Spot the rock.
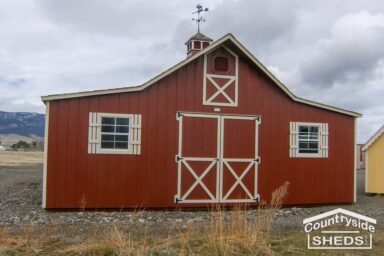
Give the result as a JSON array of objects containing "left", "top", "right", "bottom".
[{"left": 64, "top": 236, "right": 83, "bottom": 244}]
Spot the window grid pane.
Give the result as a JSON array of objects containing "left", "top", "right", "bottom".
[
  {"left": 298, "top": 125, "right": 320, "bottom": 154},
  {"left": 101, "top": 116, "right": 130, "bottom": 150}
]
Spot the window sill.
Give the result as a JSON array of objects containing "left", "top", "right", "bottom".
[
  {"left": 95, "top": 148, "right": 133, "bottom": 155},
  {"left": 296, "top": 153, "right": 323, "bottom": 158}
]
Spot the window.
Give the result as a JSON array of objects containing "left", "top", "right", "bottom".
[
  {"left": 289, "top": 122, "right": 329, "bottom": 158},
  {"left": 88, "top": 112, "right": 142, "bottom": 155},
  {"left": 298, "top": 125, "right": 319, "bottom": 154},
  {"left": 194, "top": 41, "right": 201, "bottom": 49},
  {"left": 101, "top": 117, "right": 130, "bottom": 150}
]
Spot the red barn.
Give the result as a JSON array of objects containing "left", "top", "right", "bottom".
[{"left": 41, "top": 33, "right": 361, "bottom": 209}]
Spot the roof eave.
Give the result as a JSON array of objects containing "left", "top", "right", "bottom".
[
  {"left": 362, "top": 125, "right": 384, "bottom": 151},
  {"left": 41, "top": 34, "right": 233, "bottom": 102},
  {"left": 41, "top": 33, "right": 361, "bottom": 118}
]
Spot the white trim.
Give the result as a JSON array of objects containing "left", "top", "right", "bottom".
[
  {"left": 176, "top": 113, "right": 183, "bottom": 200},
  {"left": 41, "top": 34, "right": 361, "bottom": 118},
  {"left": 203, "top": 46, "right": 239, "bottom": 107},
  {"left": 290, "top": 122, "right": 328, "bottom": 158},
  {"left": 203, "top": 54, "right": 207, "bottom": 107},
  {"left": 175, "top": 112, "right": 260, "bottom": 204},
  {"left": 365, "top": 151, "right": 369, "bottom": 193},
  {"left": 221, "top": 161, "right": 255, "bottom": 200},
  {"left": 88, "top": 112, "right": 141, "bottom": 155},
  {"left": 176, "top": 113, "right": 221, "bottom": 203},
  {"left": 88, "top": 112, "right": 98, "bottom": 154},
  {"left": 96, "top": 113, "right": 133, "bottom": 154},
  {"left": 180, "top": 159, "right": 217, "bottom": 201},
  {"left": 303, "top": 208, "right": 376, "bottom": 224},
  {"left": 320, "top": 123, "right": 329, "bottom": 158},
  {"left": 189, "top": 39, "right": 206, "bottom": 51},
  {"left": 205, "top": 75, "right": 236, "bottom": 105},
  {"left": 354, "top": 119, "right": 357, "bottom": 202},
  {"left": 289, "top": 122, "right": 298, "bottom": 157},
  {"left": 217, "top": 114, "right": 223, "bottom": 201},
  {"left": 219, "top": 115, "right": 260, "bottom": 202},
  {"left": 179, "top": 111, "right": 261, "bottom": 120},
  {"left": 362, "top": 125, "right": 384, "bottom": 151},
  {"left": 42, "top": 101, "right": 50, "bottom": 208},
  {"left": 176, "top": 199, "right": 220, "bottom": 204}
]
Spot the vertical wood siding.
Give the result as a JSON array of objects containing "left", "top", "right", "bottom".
[
  {"left": 366, "top": 136, "right": 384, "bottom": 193},
  {"left": 45, "top": 47, "right": 355, "bottom": 208}
]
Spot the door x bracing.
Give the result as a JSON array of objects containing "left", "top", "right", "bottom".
[{"left": 175, "top": 112, "right": 261, "bottom": 204}]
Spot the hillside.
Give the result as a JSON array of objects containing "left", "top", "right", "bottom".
[{"left": 0, "top": 111, "right": 45, "bottom": 146}]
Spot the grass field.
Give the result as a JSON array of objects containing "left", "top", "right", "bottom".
[
  {"left": 0, "top": 151, "right": 43, "bottom": 167},
  {"left": 1, "top": 181, "right": 382, "bottom": 255},
  {"left": 0, "top": 155, "right": 382, "bottom": 255},
  {"left": 0, "top": 218, "right": 382, "bottom": 255}
]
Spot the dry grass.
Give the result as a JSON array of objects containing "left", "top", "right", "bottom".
[
  {"left": 0, "top": 182, "right": 291, "bottom": 255},
  {"left": 0, "top": 151, "right": 43, "bottom": 167},
  {"left": 3, "top": 181, "right": 382, "bottom": 255}
]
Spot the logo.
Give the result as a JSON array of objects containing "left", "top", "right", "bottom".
[{"left": 303, "top": 208, "right": 377, "bottom": 250}]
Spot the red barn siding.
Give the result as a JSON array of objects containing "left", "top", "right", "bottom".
[{"left": 45, "top": 49, "right": 355, "bottom": 208}]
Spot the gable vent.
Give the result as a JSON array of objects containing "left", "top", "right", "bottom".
[{"left": 214, "top": 57, "right": 228, "bottom": 72}]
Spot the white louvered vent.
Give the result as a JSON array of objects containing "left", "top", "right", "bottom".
[
  {"left": 88, "top": 112, "right": 100, "bottom": 154},
  {"left": 131, "top": 114, "right": 142, "bottom": 155}
]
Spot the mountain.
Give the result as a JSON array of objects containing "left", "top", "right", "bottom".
[{"left": 0, "top": 111, "right": 45, "bottom": 141}]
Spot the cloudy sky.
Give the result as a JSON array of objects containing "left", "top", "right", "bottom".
[{"left": 1, "top": 0, "right": 384, "bottom": 143}]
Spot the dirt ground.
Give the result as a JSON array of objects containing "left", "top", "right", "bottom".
[{"left": 0, "top": 167, "right": 382, "bottom": 254}]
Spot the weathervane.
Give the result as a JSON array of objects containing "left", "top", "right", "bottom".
[{"left": 192, "top": 4, "right": 208, "bottom": 33}]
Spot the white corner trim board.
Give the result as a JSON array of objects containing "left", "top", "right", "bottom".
[
  {"left": 41, "top": 34, "right": 361, "bottom": 118},
  {"left": 42, "top": 101, "right": 50, "bottom": 208},
  {"left": 365, "top": 151, "right": 369, "bottom": 193},
  {"left": 354, "top": 119, "right": 357, "bottom": 202}
]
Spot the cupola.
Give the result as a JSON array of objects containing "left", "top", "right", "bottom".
[{"left": 185, "top": 32, "right": 213, "bottom": 57}]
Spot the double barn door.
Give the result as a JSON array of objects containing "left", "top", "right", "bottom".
[{"left": 175, "top": 112, "right": 261, "bottom": 204}]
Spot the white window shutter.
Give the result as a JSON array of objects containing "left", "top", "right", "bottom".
[
  {"left": 131, "top": 114, "right": 142, "bottom": 155},
  {"left": 320, "top": 123, "right": 329, "bottom": 158},
  {"left": 290, "top": 122, "right": 298, "bottom": 158},
  {"left": 88, "top": 112, "right": 100, "bottom": 154}
]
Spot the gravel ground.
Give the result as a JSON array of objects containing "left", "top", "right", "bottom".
[{"left": 0, "top": 167, "right": 382, "bottom": 231}]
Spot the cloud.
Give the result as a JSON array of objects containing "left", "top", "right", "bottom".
[
  {"left": 0, "top": 1, "right": 384, "bottom": 142},
  {"left": 300, "top": 11, "right": 384, "bottom": 87},
  {"left": 38, "top": 0, "right": 181, "bottom": 39},
  {"left": 206, "top": 0, "right": 299, "bottom": 52}
]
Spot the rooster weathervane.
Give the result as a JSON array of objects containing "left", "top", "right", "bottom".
[{"left": 192, "top": 4, "right": 209, "bottom": 33}]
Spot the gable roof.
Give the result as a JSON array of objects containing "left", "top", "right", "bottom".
[
  {"left": 362, "top": 125, "right": 384, "bottom": 151},
  {"left": 303, "top": 208, "right": 376, "bottom": 224},
  {"left": 41, "top": 33, "right": 361, "bottom": 118}
]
